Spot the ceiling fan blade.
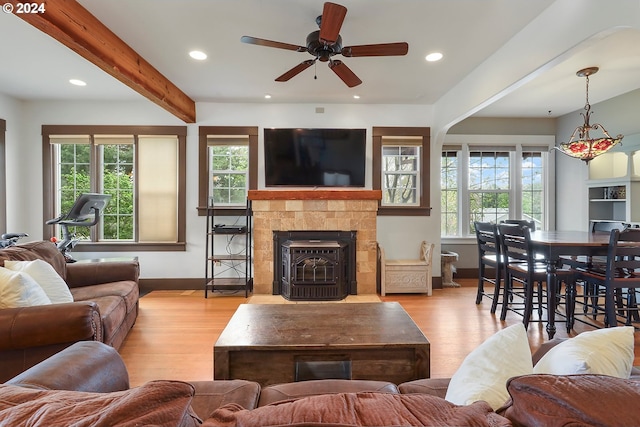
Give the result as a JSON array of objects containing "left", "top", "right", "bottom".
[
  {"left": 329, "top": 60, "right": 362, "bottom": 88},
  {"left": 341, "top": 42, "right": 409, "bottom": 57},
  {"left": 241, "top": 36, "right": 306, "bottom": 52},
  {"left": 319, "top": 2, "right": 347, "bottom": 45},
  {"left": 275, "top": 60, "right": 316, "bottom": 82}
]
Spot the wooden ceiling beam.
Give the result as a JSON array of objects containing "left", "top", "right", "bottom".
[{"left": 9, "top": 0, "right": 196, "bottom": 123}]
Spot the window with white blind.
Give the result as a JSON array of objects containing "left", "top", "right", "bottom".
[
  {"left": 43, "top": 125, "right": 186, "bottom": 251},
  {"left": 381, "top": 139, "right": 421, "bottom": 207},
  {"left": 441, "top": 137, "right": 552, "bottom": 237},
  {"left": 208, "top": 136, "right": 249, "bottom": 207},
  {"left": 372, "top": 127, "right": 431, "bottom": 216},
  {"left": 198, "top": 126, "right": 258, "bottom": 214}
]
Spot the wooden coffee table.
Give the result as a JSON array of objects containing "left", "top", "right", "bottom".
[{"left": 214, "top": 302, "right": 430, "bottom": 386}]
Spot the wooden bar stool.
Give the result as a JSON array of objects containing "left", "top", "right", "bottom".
[
  {"left": 499, "top": 223, "right": 575, "bottom": 332},
  {"left": 474, "top": 221, "right": 503, "bottom": 314}
]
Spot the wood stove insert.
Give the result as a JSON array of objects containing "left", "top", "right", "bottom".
[{"left": 273, "top": 230, "right": 357, "bottom": 301}]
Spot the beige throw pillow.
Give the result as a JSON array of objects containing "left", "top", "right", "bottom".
[
  {"left": 0, "top": 267, "right": 51, "bottom": 309},
  {"left": 445, "top": 323, "right": 533, "bottom": 410},
  {"left": 4, "top": 259, "right": 73, "bottom": 304},
  {"left": 532, "top": 326, "right": 634, "bottom": 378}
]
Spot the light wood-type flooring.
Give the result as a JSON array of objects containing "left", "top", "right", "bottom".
[{"left": 119, "top": 279, "right": 640, "bottom": 387}]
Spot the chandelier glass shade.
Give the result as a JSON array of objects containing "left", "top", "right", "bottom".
[{"left": 556, "top": 67, "right": 623, "bottom": 163}]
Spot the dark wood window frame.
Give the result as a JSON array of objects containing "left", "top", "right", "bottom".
[
  {"left": 42, "top": 125, "right": 187, "bottom": 252},
  {"left": 0, "top": 119, "right": 5, "bottom": 232},
  {"left": 372, "top": 126, "right": 432, "bottom": 216},
  {"left": 197, "top": 126, "right": 258, "bottom": 216}
]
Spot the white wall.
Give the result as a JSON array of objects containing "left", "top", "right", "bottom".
[
  {"left": 198, "top": 103, "right": 440, "bottom": 266},
  {"left": 0, "top": 93, "right": 30, "bottom": 233},
  {"left": 4, "top": 99, "right": 436, "bottom": 279}
]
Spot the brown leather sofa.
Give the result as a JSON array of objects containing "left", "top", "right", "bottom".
[
  {"left": 3, "top": 340, "right": 640, "bottom": 426},
  {"left": 0, "top": 240, "right": 139, "bottom": 382},
  {"left": 3, "top": 342, "right": 505, "bottom": 426}
]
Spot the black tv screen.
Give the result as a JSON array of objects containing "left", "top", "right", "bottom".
[{"left": 264, "top": 128, "right": 366, "bottom": 187}]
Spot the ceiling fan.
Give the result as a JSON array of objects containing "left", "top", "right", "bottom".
[{"left": 240, "top": 2, "right": 409, "bottom": 88}]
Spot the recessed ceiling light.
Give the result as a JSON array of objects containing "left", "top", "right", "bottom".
[
  {"left": 425, "top": 52, "right": 443, "bottom": 62},
  {"left": 189, "top": 50, "right": 207, "bottom": 60},
  {"left": 69, "top": 79, "right": 87, "bottom": 86},
  {"left": 353, "top": 95, "right": 360, "bottom": 99},
  {"left": 264, "top": 94, "right": 272, "bottom": 99}
]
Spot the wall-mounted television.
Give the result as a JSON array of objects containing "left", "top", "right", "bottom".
[{"left": 264, "top": 128, "right": 366, "bottom": 187}]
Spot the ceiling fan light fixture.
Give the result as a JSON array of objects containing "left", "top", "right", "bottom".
[
  {"left": 425, "top": 52, "right": 443, "bottom": 62},
  {"left": 240, "top": 2, "right": 407, "bottom": 88},
  {"left": 556, "top": 67, "right": 623, "bottom": 164}
]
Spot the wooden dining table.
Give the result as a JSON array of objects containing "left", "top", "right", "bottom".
[{"left": 528, "top": 230, "right": 612, "bottom": 339}]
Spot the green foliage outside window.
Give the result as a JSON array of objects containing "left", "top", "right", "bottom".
[
  {"left": 210, "top": 146, "right": 248, "bottom": 205},
  {"left": 522, "top": 152, "right": 543, "bottom": 225},
  {"left": 441, "top": 152, "right": 458, "bottom": 235},
  {"left": 441, "top": 149, "right": 545, "bottom": 236},
  {"left": 58, "top": 144, "right": 134, "bottom": 241}
]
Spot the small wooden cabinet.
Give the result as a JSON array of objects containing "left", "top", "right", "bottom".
[{"left": 378, "top": 241, "right": 434, "bottom": 296}]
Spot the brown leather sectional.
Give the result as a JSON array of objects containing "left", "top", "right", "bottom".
[
  {"left": 3, "top": 342, "right": 498, "bottom": 425},
  {"left": 4, "top": 340, "right": 640, "bottom": 426},
  {"left": 0, "top": 241, "right": 139, "bottom": 382}
]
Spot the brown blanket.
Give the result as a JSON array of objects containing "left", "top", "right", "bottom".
[
  {"left": 0, "top": 381, "right": 200, "bottom": 427},
  {"left": 204, "top": 392, "right": 512, "bottom": 427}
]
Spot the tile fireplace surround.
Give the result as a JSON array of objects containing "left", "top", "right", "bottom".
[{"left": 248, "top": 190, "right": 381, "bottom": 295}]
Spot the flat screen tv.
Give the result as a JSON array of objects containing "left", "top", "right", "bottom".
[{"left": 264, "top": 128, "right": 366, "bottom": 187}]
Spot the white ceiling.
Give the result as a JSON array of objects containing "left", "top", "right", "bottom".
[{"left": 1, "top": 0, "right": 639, "bottom": 120}]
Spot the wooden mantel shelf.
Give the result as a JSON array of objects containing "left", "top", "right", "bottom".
[{"left": 248, "top": 189, "right": 382, "bottom": 201}]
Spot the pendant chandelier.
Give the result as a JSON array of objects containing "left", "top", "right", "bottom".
[{"left": 556, "top": 67, "right": 623, "bottom": 163}]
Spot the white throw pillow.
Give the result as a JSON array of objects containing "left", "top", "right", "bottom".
[
  {"left": 4, "top": 259, "right": 73, "bottom": 304},
  {"left": 533, "top": 326, "right": 634, "bottom": 378},
  {"left": 445, "top": 323, "right": 533, "bottom": 410},
  {"left": 0, "top": 266, "right": 52, "bottom": 308}
]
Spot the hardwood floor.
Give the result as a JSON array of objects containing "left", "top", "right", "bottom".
[{"left": 119, "top": 279, "right": 640, "bottom": 387}]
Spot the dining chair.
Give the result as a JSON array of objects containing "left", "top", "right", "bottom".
[
  {"left": 562, "top": 221, "right": 628, "bottom": 317},
  {"left": 573, "top": 228, "right": 640, "bottom": 327},
  {"left": 498, "top": 223, "right": 575, "bottom": 332},
  {"left": 473, "top": 221, "right": 503, "bottom": 314},
  {"left": 562, "top": 221, "right": 628, "bottom": 267},
  {"left": 501, "top": 219, "right": 548, "bottom": 261},
  {"left": 500, "top": 219, "right": 536, "bottom": 231}
]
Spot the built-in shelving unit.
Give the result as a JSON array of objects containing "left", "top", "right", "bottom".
[
  {"left": 587, "top": 151, "right": 640, "bottom": 226},
  {"left": 204, "top": 200, "right": 253, "bottom": 298}
]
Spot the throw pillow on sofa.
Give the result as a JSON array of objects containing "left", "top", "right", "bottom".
[
  {"left": 532, "top": 326, "right": 634, "bottom": 378},
  {"left": 444, "top": 323, "right": 533, "bottom": 410},
  {"left": 0, "top": 267, "right": 51, "bottom": 309},
  {"left": 4, "top": 259, "right": 73, "bottom": 304}
]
